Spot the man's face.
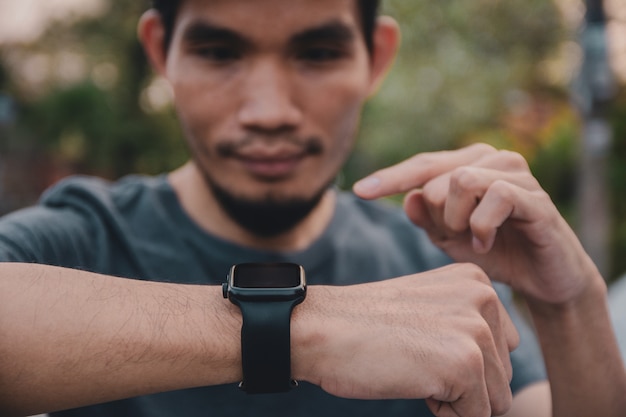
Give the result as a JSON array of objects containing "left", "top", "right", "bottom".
[{"left": 164, "top": 0, "right": 374, "bottom": 210}]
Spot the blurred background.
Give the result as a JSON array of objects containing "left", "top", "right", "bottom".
[{"left": 0, "top": 0, "right": 625, "bottom": 280}]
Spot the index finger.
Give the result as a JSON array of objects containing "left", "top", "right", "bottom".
[{"left": 353, "top": 143, "right": 497, "bottom": 200}]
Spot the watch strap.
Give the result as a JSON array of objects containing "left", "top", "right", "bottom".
[{"left": 238, "top": 298, "right": 303, "bottom": 393}]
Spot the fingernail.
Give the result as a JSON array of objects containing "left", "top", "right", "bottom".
[
  {"left": 472, "top": 234, "right": 494, "bottom": 254},
  {"left": 354, "top": 176, "right": 381, "bottom": 194}
]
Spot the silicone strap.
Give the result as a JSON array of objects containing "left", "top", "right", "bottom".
[{"left": 238, "top": 298, "right": 303, "bottom": 393}]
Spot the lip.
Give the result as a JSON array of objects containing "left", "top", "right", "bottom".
[
  {"left": 221, "top": 138, "right": 320, "bottom": 180},
  {"left": 235, "top": 153, "right": 306, "bottom": 180}
]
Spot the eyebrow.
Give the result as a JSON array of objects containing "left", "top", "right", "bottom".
[
  {"left": 290, "top": 20, "right": 356, "bottom": 46},
  {"left": 180, "top": 19, "right": 356, "bottom": 49},
  {"left": 181, "top": 21, "right": 251, "bottom": 48}
]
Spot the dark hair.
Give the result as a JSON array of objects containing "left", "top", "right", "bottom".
[{"left": 151, "top": 0, "right": 381, "bottom": 54}]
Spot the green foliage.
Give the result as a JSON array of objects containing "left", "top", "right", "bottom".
[
  {"left": 19, "top": 81, "right": 186, "bottom": 176},
  {"left": 2, "top": 0, "right": 187, "bottom": 179},
  {"left": 529, "top": 121, "right": 579, "bottom": 219},
  {"left": 348, "top": 0, "right": 563, "bottom": 185}
]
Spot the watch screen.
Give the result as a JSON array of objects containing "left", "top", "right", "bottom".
[{"left": 233, "top": 263, "right": 302, "bottom": 288}]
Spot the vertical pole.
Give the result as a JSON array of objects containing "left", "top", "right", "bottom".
[{"left": 574, "top": 0, "right": 615, "bottom": 279}]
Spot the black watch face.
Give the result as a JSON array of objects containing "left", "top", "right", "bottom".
[{"left": 233, "top": 263, "right": 302, "bottom": 288}]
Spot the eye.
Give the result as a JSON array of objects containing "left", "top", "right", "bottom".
[
  {"left": 193, "top": 45, "right": 241, "bottom": 62},
  {"left": 297, "top": 46, "right": 345, "bottom": 63}
]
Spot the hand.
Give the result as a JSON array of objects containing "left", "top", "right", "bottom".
[
  {"left": 292, "top": 264, "right": 519, "bottom": 417},
  {"left": 353, "top": 143, "right": 598, "bottom": 304}
]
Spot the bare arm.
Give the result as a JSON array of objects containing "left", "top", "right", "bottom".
[
  {"left": 506, "top": 267, "right": 626, "bottom": 417},
  {"left": 0, "top": 263, "right": 242, "bottom": 415},
  {"left": 354, "top": 143, "right": 626, "bottom": 417},
  {"left": 0, "top": 262, "right": 518, "bottom": 417},
  {"left": 525, "top": 267, "right": 626, "bottom": 417}
]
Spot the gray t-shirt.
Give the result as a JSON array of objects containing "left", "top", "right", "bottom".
[{"left": 0, "top": 175, "right": 546, "bottom": 417}]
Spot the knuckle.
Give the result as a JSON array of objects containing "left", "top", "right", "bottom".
[
  {"left": 422, "top": 182, "right": 445, "bottom": 207},
  {"left": 477, "top": 296, "right": 502, "bottom": 324},
  {"left": 497, "top": 149, "right": 529, "bottom": 170},
  {"left": 443, "top": 345, "right": 484, "bottom": 390},
  {"left": 457, "top": 263, "right": 490, "bottom": 284},
  {"left": 488, "top": 180, "right": 516, "bottom": 203},
  {"left": 468, "top": 215, "right": 491, "bottom": 237},
  {"left": 467, "top": 318, "right": 496, "bottom": 346},
  {"left": 461, "top": 345, "right": 486, "bottom": 372},
  {"left": 480, "top": 289, "right": 502, "bottom": 316},
  {"left": 415, "top": 152, "right": 438, "bottom": 167},
  {"left": 431, "top": 380, "right": 453, "bottom": 404},
  {"left": 491, "top": 389, "right": 513, "bottom": 415},
  {"left": 470, "top": 142, "right": 497, "bottom": 155},
  {"left": 449, "top": 167, "right": 479, "bottom": 194},
  {"left": 412, "top": 153, "right": 443, "bottom": 180},
  {"left": 535, "top": 188, "right": 554, "bottom": 205}
]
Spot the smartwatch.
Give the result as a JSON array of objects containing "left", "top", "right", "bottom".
[{"left": 222, "top": 262, "right": 307, "bottom": 394}]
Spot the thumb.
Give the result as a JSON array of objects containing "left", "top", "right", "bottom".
[{"left": 403, "top": 190, "right": 435, "bottom": 231}]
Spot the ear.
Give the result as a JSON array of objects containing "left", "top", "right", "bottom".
[
  {"left": 367, "top": 16, "right": 401, "bottom": 97},
  {"left": 138, "top": 10, "right": 168, "bottom": 76}
]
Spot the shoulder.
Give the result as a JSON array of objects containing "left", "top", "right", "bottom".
[
  {"left": 38, "top": 173, "right": 177, "bottom": 249},
  {"left": 0, "top": 174, "right": 169, "bottom": 265},
  {"left": 40, "top": 174, "right": 167, "bottom": 212}
]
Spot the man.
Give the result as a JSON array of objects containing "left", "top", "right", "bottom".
[{"left": 0, "top": 0, "right": 624, "bottom": 416}]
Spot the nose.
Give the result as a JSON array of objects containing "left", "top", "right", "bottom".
[{"left": 237, "top": 60, "right": 303, "bottom": 133}]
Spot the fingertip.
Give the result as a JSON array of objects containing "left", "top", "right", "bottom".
[
  {"left": 472, "top": 234, "right": 495, "bottom": 255},
  {"left": 353, "top": 176, "right": 381, "bottom": 199},
  {"left": 472, "top": 235, "right": 491, "bottom": 254},
  {"left": 403, "top": 188, "right": 421, "bottom": 205},
  {"left": 403, "top": 190, "right": 427, "bottom": 226}
]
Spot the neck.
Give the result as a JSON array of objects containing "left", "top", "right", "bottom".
[{"left": 168, "top": 162, "right": 337, "bottom": 252}]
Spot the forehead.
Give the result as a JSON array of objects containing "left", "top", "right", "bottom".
[{"left": 173, "top": 0, "right": 362, "bottom": 42}]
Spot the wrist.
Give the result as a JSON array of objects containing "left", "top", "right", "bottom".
[
  {"left": 222, "top": 262, "right": 306, "bottom": 393},
  {"left": 526, "top": 267, "right": 607, "bottom": 322},
  {"left": 290, "top": 285, "right": 329, "bottom": 384},
  {"left": 199, "top": 285, "right": 243, "bottom": 385}
]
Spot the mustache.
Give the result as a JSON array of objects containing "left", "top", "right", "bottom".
[{"left": 216, "top": 135, "right": 324, "bottom": 157}]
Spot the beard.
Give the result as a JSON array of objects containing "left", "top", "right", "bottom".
[
  {"left": 188, "top": 133, "right": 338, "bottom": 238},
  {"left": 205, "top": 176, "right": 333, "bottom": 239}
]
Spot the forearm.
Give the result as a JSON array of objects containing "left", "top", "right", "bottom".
[
  {"left": 527, "top": 267, "right": 626, "bottom": 417},
  {"left": 0, "top": 263, "right": 242, "bottom": 416},
  {"left": 0, "top": 262, "right": 520, "bottom": 417}
]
